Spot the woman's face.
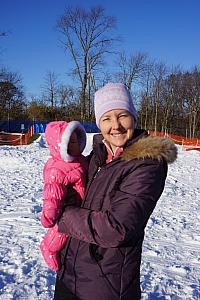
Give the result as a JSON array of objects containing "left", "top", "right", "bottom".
[{"left": 99, "top": 109, "right": 134, "bottom": 152}]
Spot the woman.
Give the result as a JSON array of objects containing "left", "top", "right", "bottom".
[{"left": 53, "top": 83, "right": 177, "bottom": 300}]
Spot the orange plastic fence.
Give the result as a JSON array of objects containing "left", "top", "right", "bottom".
[
  {"left": 0, "top": 127, "right": 199, "bottom": 150},
  {"left": 148, "top": 131, "right": 200, "bottom": 151}
]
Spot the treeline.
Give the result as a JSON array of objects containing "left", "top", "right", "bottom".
[{"left": 0, "top": 6, "right": 200, "bottom": 137}]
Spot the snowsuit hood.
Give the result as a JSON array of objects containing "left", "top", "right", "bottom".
[{"left": 45, "top": 121, "right": 86, "bottom": 162}]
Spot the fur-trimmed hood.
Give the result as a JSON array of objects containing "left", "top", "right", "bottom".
[
  {"left": 122, "top": 136, "right": 177, "bottom": 163},
  {"left": 45, "top": 121, "right": 86, "bottom": 162}
]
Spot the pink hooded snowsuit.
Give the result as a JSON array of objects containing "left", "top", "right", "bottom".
[{"left": 40, "top": 121, "right": 87, "bottom": 271}]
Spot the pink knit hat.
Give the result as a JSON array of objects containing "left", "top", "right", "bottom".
[{"left": 94, "top": 83, "right": 137, "bottom": 128}]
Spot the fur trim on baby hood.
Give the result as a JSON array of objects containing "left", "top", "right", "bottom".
[
  {"left": 122, "top": 136, "right": 177, "bottom": 163},
  {"left": 60, "top": 121, "right": 86, "bottom": 162},
  {"left": 45, "top": 121, "right": 86, "bottom": 162}
]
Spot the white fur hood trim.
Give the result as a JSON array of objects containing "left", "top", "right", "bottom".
[{"left": 60, "top": 121, "right": 86, "bottom": 162}]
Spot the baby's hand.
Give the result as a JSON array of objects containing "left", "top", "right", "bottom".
[{"left": 41, "top": 205, "right": 63, "bottom": 228}]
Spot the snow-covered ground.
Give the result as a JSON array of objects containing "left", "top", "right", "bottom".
[{"left": 0, "top": 134, "right": 199, "bottom": 300}]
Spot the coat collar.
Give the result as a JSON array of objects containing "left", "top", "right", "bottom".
[
  {"left": 92, "top": 129, "right": 177, "bottom": 165},
  {"left": 122, "top": 135, "right": 177, "bottom": 163},
  {"left": 92, "top": 129, "right": 148, "bottom": 166}
]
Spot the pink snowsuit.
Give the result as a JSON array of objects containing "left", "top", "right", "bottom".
[{"left": 40, "top": 121, "right": 87, "bottom": 271}]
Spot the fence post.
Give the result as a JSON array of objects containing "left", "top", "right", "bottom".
[{"left": 30, "top": 125, "right": 33, "bottom": 136}]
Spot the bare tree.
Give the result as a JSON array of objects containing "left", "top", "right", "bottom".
[
  {"left": 42, "top": 71, "right": 59, "bottom": 108},
  {"left": 0, "top": 68, "right": 25, "bottom": 121},
  {"left": 58, "top": 84, "right": 75, "bottom": 108},
  {"left": 116, "top": 51, "right": 147, "bottom": 91},
  {"left": 151, "top": 62, "right": 168, "bottom": 132},
  {"left": 139, "top": 61, "right": 155, "bottom": 129},
  {"left": 57, "top": 5, "right": 117, "bottom": 120},
  {"left": 183, "top": 68, "right": 200, "bottom": 138}
]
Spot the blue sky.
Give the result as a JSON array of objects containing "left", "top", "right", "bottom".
[{"left": 0, "top": 0, "right": 200, "bottom": 98}]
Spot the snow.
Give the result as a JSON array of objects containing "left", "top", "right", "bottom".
[{"left": 0, "top": 134, "right": 199, "bottom": 299}]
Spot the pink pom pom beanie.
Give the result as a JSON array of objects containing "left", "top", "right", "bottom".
[{"left": 94, "top": 83, "right": 137, "bottom": 128}]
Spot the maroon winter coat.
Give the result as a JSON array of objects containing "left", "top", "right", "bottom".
[{"left": 57, "top": 129, "right": 177, "bottom": 300}]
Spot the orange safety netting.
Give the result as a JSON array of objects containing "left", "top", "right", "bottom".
[{"left": 148, "top": 131, "right": 200, "bottom": 151}]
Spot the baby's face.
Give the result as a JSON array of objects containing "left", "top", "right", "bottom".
[{"left": 68, "top": 132, "right": 81, "bottom": 156}]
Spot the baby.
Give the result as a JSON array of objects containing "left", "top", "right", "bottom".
[{"left": 40, "top": 121, "right": 87, "bottom": 271}]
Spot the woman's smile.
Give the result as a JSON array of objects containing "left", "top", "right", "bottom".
[{"left": 99, "top": 109, "right": 134, "bottom": 152}]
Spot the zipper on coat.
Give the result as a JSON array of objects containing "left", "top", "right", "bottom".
[
  {"left": 68, "top": 159, "right": 119, "bottom": 292},
  {"left": 81, "top": 164, "right": 104, "bottom": 208},
  {"left": 93, "top": 166, "right": 101, "bottom": 179},
  {"left": 71, "top": 164, "right": 103, "bottom": 294}
]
